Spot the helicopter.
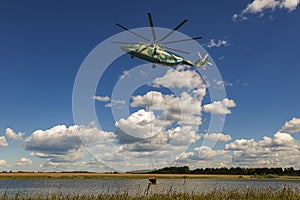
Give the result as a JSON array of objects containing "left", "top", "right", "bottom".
[{"left": 113, "top": 13, "right": 212, "bottom": 69}]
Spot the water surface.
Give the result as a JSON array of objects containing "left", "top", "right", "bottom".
[{"left": 1, "top": 178, "right": 300, "bottom": 197}]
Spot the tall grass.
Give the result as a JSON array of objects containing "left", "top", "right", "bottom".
[{"left": 1, "top": 187, "right": 300, "bottom": 200}]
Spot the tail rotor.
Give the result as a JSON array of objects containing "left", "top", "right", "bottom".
[
  {"left": 194, "top": 52, "right": 212, "bottom": 68},
  {"left": 197, "top": 52, "right": 203, "bottom": 59}
]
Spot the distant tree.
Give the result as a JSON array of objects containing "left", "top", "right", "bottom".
[{"left": 151, "top": 166, "right": 299, "bottom": 176}]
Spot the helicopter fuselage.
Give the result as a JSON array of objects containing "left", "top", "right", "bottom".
[{"left": 121, "top": 43, "right": 193, "bottom": 67}]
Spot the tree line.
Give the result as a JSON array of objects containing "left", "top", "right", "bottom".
[{"left": 151, "top": 166, "right": 300, "bottom": 176}]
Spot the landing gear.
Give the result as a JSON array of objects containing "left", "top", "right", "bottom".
[
  {"left": 131, "top": 56, "right": 134, "bottom": 59},
  {"left": 152, "top": 64, "right": 156, "bottom": 69}
]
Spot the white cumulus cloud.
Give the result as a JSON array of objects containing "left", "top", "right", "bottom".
[
  {"left": 16, "top": 158, "right": 32, "bottom": 166},
  {"left": 203, "top": 98, "right": 236, "bottom": 115},
  {"left": 105, "top": 99, "right": 126, "bottom": 108},
  {"left": 115, "top": 109, "right": 169, "bottom": 139},
  {"left": 273, "top": 131, "right": 296, "bottom": 146},
  {"left": 131, "top": 91, "right": 202, "bottom": 126},
  {"left": 244, "top": 0, "right": 280, "bottom": 13},
  {"left": 207, "top": 39, "right": 229, "bottom": 48},
  {"left": 153, "top": 66, "right": 206, "bottom": 90},
  {"left": 5, "top": 128, "right": 24, "bottom": 141},
  {"left": 225, "top": 138, "right": 257, "bottom": 150},
  {"left": 279, "top": 117, "right": 300, "bottom": 133},
  {"left": 131, "top": 91, "right": 165, "bottom": 108},
  {"left": 214, "top": 80, "right": 233, "bottom": 87},
  {"left": 203, "top": 133, "right": 232, "bottom": 142},
  {"left": 0, "top": 136, "right": 8, "bottom": 147},
  {"left": 233, "top": 0, "right": 300, "bottom": 21},
  {"left": 25, "top": 124, "right": 115, "bottom": 165},
  {"left": 225, "top": 129, "right": 300, "bottom": 167},
  {"left": 175, "top": 146, "right": 227, "bottom": 163},
  {"left": 0, "top": 159, "right": 7, "bottom": 167},
  {"left": 93, "top": 95, "right": 125, "bottom": 108},
  {"left": 93, "top": 95, "right": 110, "bottom": 102}
]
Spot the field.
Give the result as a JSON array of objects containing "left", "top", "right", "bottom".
[
  {"left": 1, "top": 172, "right": 300, "bottom": 180},
  {"left": 0, "top": 172, "right": 248, "bottom": 180}
]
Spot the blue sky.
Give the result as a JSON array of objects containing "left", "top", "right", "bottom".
[{"left": 0, "top": 0, "right": 300, "bottom": 171}]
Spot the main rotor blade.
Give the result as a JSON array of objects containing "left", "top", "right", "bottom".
[
  {"left": 116, "top": 23, "right": 150, "bottom": 42},
  {"left": 158, "top": 19, "right": 188, "bottom": 42},
  {"left": 161, "top": 45, "right": 190, "bottom": 54},
  {"left": 161, "top": 36, "right": 202, "bottom": 45},
  {"left": 111, "top": 41, "right": 131, "bottom": 44},
  {"left": 147, "top": 12, "right": 156, "bottom": 41}
]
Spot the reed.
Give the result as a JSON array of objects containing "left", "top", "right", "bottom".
[{"left": 1, "top": 186, "right": 300, "bottom": 200}]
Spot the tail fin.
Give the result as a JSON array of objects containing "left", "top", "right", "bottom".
[{"left": 194, "top": 52, "right": 212, "bottom": 68}]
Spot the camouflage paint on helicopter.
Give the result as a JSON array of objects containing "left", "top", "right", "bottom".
[{"left": 121, "top": 43, "right": 211, "bottom": 68}]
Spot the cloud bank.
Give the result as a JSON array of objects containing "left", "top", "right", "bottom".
[{"left": 2, "top": 66, "right": 239, "bottom": 171}]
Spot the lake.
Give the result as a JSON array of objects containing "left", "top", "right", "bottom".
[{"left": 1, "top": 178, "right": 300, "bottom": 197}]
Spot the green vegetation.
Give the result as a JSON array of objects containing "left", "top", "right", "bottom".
[
  {"left": 1, "top": 166, "right": 300, "bottom": 180},
  {"left": 251, "top": 173, "right": 279, "bottom": 179},
  {"left": 152, "top": 166, "right": 300, "bottom": 176},
  {"left": 1, "top": 187, "right": 300, "bottom": 200}
]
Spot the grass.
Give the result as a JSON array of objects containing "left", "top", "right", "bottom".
[{"left": 1, "top": 187, "right": 300, "bottom": 200}]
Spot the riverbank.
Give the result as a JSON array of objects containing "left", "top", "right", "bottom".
[{"left": 0, "top": 172, "right": 300, "bottom": 180}]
